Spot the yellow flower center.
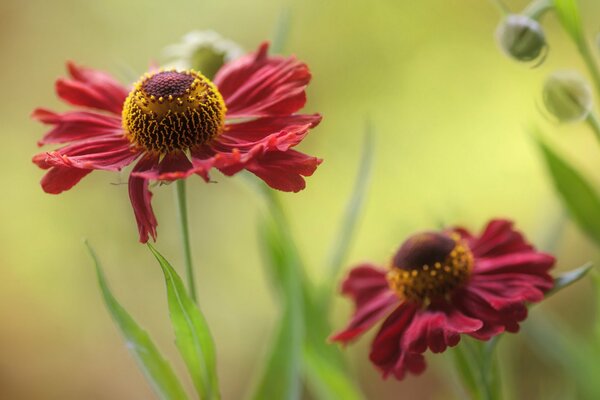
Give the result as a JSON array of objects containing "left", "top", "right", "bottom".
[
  {"left": 122, "top": 70, "right": 226, "bottom": 154},
  {"left": 387, "top": 232, "right": 474, "bottom": 304}
]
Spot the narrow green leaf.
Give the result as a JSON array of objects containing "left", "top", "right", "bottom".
[
  {"left": 524, "top": 315, "right": 600, "bottom": 400},
  {"left": 534, "top": 134, "right": 600, "bottom": 247},
  {"left": 85, "top": 242, "right": 188, "bottom": 400},
  {"left": 450, "top": 345, "right": 480, "bottom": 399},
  {"left": 592, "top": 272, "right": 600, "bottom": 339},
  {"left": 148, "top": 244, "right": 220, "bottom": 400},
  {"left": 251, "top": 214, "right": 303, "bottom": 400},
  {"left": 271, "top": 7, "right": 292, "bottom": 54},
  {"left": 547, "top": 262, "right": 594, "bottom": 297},
  {"left": 303, "top": 287, "right": 363, "bottom": 400},
  {"left": 553, "top": 0, "right": 584, "bottom": 44},
  {"left": 321, "top": 122, "right": 374, "bottom": 308}
]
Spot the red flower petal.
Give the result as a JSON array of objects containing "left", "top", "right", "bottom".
[
  {"left": 39, "top": 166, "right": 93, "bottom": 194},
  {"left": 453, "top": 287, "right": 528, "bottom": 340},
  {"left": 244, "top": 150, "right": 322, "bottom": 192},
  {"left": 38, "top": 136, "right": 139, "bottom": 171},
  {"left": 468, "top": 219, "right": 533, "bottom": 258},
  {"left": 330, "top": 265, "right": 398, "bottom": 344},
  {"left": 130, "top": 151, "right": 194, "bottom": 181},
  {"left": 214, "top": 42, "right": 311, "bottom": 118},
  {"left": 55, "top": 61, "right": 128, "bottom": 115},
  {"left": 369, "top": 303, "right": 420, "bottom": 379},
  {"left": 219, "top": 114, "right": 322, "bottom": 147},
  {"left": 402, "top": 304, "right": 482, "bottom": 354},
  {"left": 32, "top": 108, "right": 122, "bottom": 146},
  {"left": 128, "top": 156, "right": 159, "bottom": 243}
]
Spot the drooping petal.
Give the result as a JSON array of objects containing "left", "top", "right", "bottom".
[
  {"left": 56, "top": 61, "right": 128, "bottom": 115},
  {"left": 204, "top": 116, "right": 322, "bottom": 191},
  {"left": 244, "top": 149, "right": 322, "bottom": 192},
  {"left": 214, "top": 42, "right": 311, "bottom": 118},
  {"left": 130, "top": 151, "right": 194, "bottom": 181},
  {"left": 39, "top": 166, "right": 93, "bottom": 194},
  {"left": 368, "top": 303, "right": 420, "bottom": 380},
  {"left": 330, "top": 265, "right": 399, "bottom": 344},
  {"left": 452, "top": 287, "right": 529, "bottom": 340},
  {"left": 39, "top": 136, "right": 139, "bottom": 171},
  {"left": 401, "top": 303, "right": 482, "bottom": 354},
  {"left": 128, "top": 156, "right": 159, "bottom": 243},
  {"left": 32, "top": 108, "right": 122, "bottom": 146}
]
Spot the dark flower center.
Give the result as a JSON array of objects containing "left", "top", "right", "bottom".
[
  {"left": 122, "top": 70, "right": 226, "bottom": 154},
  {"left": 387, "top": 232, "right": 473, "bottom": 304}
]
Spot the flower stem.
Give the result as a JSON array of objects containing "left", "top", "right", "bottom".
[
  {"left": 174, "top": 179, "right": 197, "bottom": 303},
  {"left": 586, "top": 112, "right": 600, "bottom": 146},
  {"left": 578, "top": 43, "right": 600, "bottom": 100},
  {"left": 523, "top": 0, "right": 553, "bottom": 20},
  {"left": 489, "top": 0, "right": 509, "bottom": 15}
]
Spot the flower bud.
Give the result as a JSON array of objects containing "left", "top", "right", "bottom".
[
  {"left": 543, "top": 71, "right": 593, "bottom": 123},
  {"left": 163, "top": 30, "right": 244, "bottom": 79},
  {"left": 496, "top": 14, "right": 546, "bottom": 63}
]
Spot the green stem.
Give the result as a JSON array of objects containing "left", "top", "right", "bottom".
[
  {"left": 174, "top": 179, "right": 197, "bottom": 303},
  {"left": 579, "top": 43, "right": 600, "bottom": 99},
  {"left": 489, "top": 0, "right": 510, "bottom": 15},
  {"left": 586, "top": 112, "right": 600, "bottom": 146},
  {"left": 523, "top": 0, "right": 553, "bottom": 20}
]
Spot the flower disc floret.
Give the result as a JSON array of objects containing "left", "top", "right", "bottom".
[
  {"left": 387, "top": 232, "right": 474, "bottom": 304},
  {"left": 122, "top": 70, "right": 226, "bottom": 153}
]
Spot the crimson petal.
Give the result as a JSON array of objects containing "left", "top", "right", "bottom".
[
  {"left": 56, "top": 61, "right": 128, "bottom": 115},
  {"left": 214, "top": 42, "right": 311, "bottom": 118},
  {"left": 128, "top": 156, "right": 159, "bottom": 243},
  {"left": 40, "top": 166, "right": 93, "bottom": 194},
  {"left": 32, "top": 108, "right": 122, "bottom": 146}
]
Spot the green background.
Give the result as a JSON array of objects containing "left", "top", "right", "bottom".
[{"left": 1, "top": 0, "right": 599, "bottom": 398}]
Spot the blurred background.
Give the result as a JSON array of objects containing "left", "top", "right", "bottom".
[{"left": 2, "top": 0, "right": 600, "bottom": 398}]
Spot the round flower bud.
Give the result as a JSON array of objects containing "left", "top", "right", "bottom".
[
  {"left": 496, "top": 14, "right": 546, "bottom": 63},
  {"left": 543, "top": 71, "right": 593, "bottom": 123},
  {"left": 163, "top": 30, "right": 244, "bottom": 79}
]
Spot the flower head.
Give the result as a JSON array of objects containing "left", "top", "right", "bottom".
[
  {"left": 163, "top": 30, "right": 244, "bottom": 76},
  {"left": 543, "top": 70, "right": 593, "bottom": 123},
  {"left": 33, "top": 43, "right": 322, "bottom": 242},
  {"left": 331, "top": 219, "right": 555, "bottom": 380},
  {"left": 496, "top": 15, "right": 546, "bottom": 63}
]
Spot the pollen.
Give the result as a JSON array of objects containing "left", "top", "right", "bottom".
[
  {"left": 122, "top": 70, "right": 226, "bottom": 154},
  {"left": 387, "top": 232, "right": 474, "bottom": 304}
]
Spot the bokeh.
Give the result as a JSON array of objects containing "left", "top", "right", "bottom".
[{"left": 2, "top": 0, "right": 599, "bottom": 398}]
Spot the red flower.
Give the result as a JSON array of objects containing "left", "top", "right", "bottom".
[
  {"left": 32, "top": 43, "right": 322, "bottom": 242},
  {"left": 331, "top": 219, "right": 555, "bottom": 380}
]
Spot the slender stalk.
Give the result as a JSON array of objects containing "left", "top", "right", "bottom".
[
  {"left": 174, "top": 179, "right": 197, "bottom": 303},
  {"left": 489, "top": 0, "right": 509, "bottom": 15},
  {"left": 586, "top": 112, "right": 600, "bottom": 146},
  {"left": 523, "top": 0, "right": 553, "bottom": 20},
  {"left": 579, "top": 44, "right": 600, "bottom": 100}
]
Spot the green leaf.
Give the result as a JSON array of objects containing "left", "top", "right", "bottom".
[
  {"left": 589, "top": 271, "right": 600, "bottom": 339},
  {"left": 271, "top": 7, "right": 292, "bottom": 54},
  {"left": 251, "top": 213, "right": 304, "bottom": 400},
  {"left": 450, "top": 345, "right": 480, "bottom": 399},
  {"left": 85, "top": 242, "right": 188, "bottom": 400},
  {"left": 321, "top": 122, "right": 374, "bottom": 308},
  {"left": 148, "top": 244, "right": 220, "bottom": 400},
  {"left": 524, "top": 315, "right": 600, "bottom": 400},
  {"left": 553, "top": 0, "right": 584, "bottom": 44},
  {"left": 547, "top": 262, "right": 594, "bottom": 297},
  {"left": 302, "top": 288, "right": 363, "bottom": 400},
  {"left": 534, "top": 134, "right": 600, "bottom": 247}
]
